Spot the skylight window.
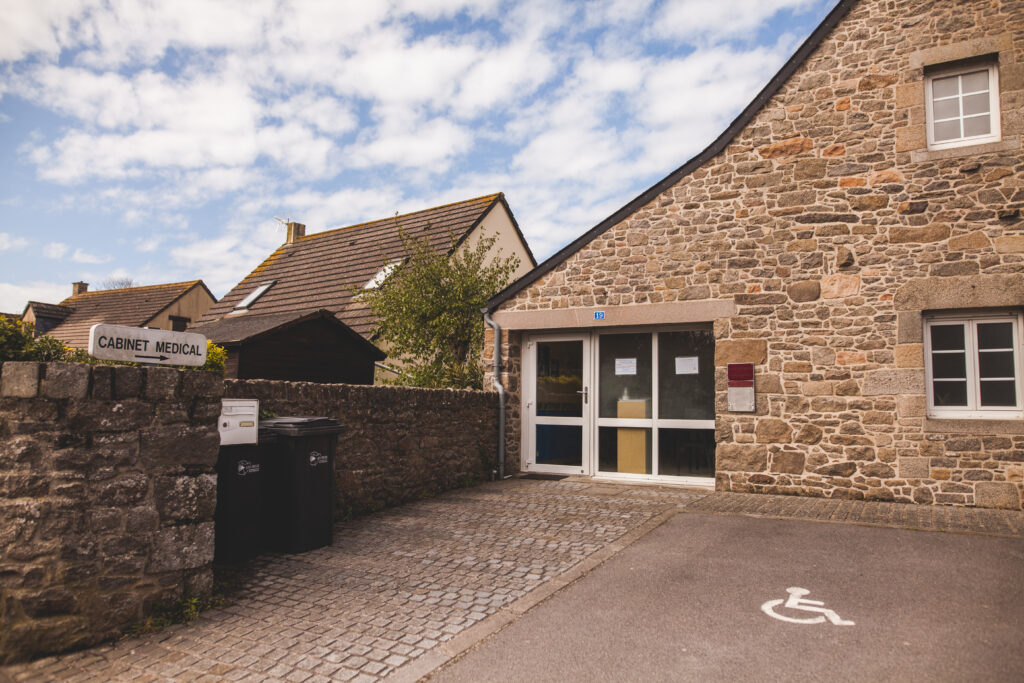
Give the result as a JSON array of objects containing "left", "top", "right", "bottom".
[
  {"left": 364, "top": 261, "right": 401, "bottom": 290},
  {"left": 234, "top": 281, "right": 275, "bottom": 309}
]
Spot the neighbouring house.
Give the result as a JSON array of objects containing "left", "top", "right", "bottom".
[
  {"left": 190, "top": 309, "right": 384, "bottom": 382},
  {"left": 484, "top": 0, "right": 1024, "bottom": 510},
  {"left": 198, "top": 193, "right": 536, "bottom": 383},
  {"left": 23, "top": 280, "right": 217, "bottom": 349}
]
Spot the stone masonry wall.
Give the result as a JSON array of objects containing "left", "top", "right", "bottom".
[
  {"left": 225, "top": 379, "right": 499, "bottom": 516},
  {"left": 0, "top": 362, "right": 221, "bottom": 664},
  {"left": 490, "top": 0, "right": 1024, "bottom": 509}
]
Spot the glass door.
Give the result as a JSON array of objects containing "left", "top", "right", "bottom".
[
  {"left": 595, "top": 327, "right": 715, "bottom": 483},
  {"left": 524, "top": 335, "right": 591, "bottom": 475}
]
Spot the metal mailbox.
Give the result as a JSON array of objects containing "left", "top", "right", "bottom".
[{"left": 219, "top": 398, "right": 259, "bottom": 445}]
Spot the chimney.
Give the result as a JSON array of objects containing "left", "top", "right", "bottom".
[
  {"left": 286, "top": 222, "right": 306, "bottom": 243},
  {"left": 72, "top": 281, "right": 89, "bottom": 296}
]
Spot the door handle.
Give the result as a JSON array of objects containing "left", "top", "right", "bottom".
[{"left": 576, "top": 386, "right": 588, "bottom": 403}]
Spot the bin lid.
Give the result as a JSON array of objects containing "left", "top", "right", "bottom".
[{"left": 259, "top": 416, "right": 343, "bottom": 436}]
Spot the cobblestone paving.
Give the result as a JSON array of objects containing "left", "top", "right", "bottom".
[
  {"left": 2, "top": 479, "right": 705, "bottom": 683},
  {"left": 687, "top": 491, "right": 1024, "bottom": 537}
]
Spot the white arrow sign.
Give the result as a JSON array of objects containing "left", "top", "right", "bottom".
[{"left": 88, "top": 324, "right": 208, "bottom": 367}]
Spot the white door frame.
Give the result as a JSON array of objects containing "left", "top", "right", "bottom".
[
  {"left": 523, "top": 333, "right": 592, "bottom": 475},
  {"left": 523, "top": 326, "right": 716, "bottom": 485}
]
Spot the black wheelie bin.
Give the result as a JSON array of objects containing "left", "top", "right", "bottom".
[
  {"left": 260, "top": 416, "right": 343, "bottom": 553},
  {"left": 214, "top": 427, "right": 278, "bottom": 562}
]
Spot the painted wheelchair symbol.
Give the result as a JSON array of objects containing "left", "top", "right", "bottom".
[{"left": 761, "top": 587, "right": 855, "bottom": 626}]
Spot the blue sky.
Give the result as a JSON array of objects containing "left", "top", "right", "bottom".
[{"left": 0, "top": 0, "right": 839, "bottom": 312}]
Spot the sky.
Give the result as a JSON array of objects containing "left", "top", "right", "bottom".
[{"left": 0, "top": 0, "right": 840, "bottom": 313}]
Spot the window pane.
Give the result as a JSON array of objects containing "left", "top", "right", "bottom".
[
  {"left": 962, "top": 92, "right": 989, "bottom": 116},
  {"left": 933, "top": 98, "right": 960, "bottom": 120},
  {"left": 933, "top": 380, "right": 968, "bottom": 407},
  {"left": 598, "top": 426, "right": 651, "bottom": 474},
  {"left": 978, "top": 322, "right": 1013, "bottom": 349},
  {"left": 978, "top": 351, "right": 1014, "bottom": 378},
  {"left": 598, "top": 333, "right": 652, "bottom": 419},
  {"left": 536, "top": 425, "right": 582, "bottom": 467},
  {"left": 963, "top": 115, "right": 991, "bottom": 137},
  {"left": 932, "top": 352, "right": 966, "bottom": 379},
  {"left": 536, "top": 341, "right": 583, "bottom": 417},
  {"left": 930, "top": 324, "right": 965, "bottom": 351},
  {"left": 658, "top": 330, "right": 715, "bottom": 420},
  {"left": 659, "top": 429, "right": 715, "bottom": 477},
  {"left": 960, "top": 69, "right": 988, "bottom": 94},
  {"left": 932, "top": 75, "right": 958, "bottom": 98},
  {"left": 980, "top": 380, "right": 1017, "bottom": 407},
  {"left": 933, "top": 119, "right": 961, "bottom": 141}
]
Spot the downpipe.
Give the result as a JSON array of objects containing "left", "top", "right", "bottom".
[{"left": 483, "top": 311, "right": 506, "bottom": 480}]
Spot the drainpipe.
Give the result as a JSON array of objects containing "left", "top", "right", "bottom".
[{"left": 482, "top": 311, "right": 506, "bottom": 480}]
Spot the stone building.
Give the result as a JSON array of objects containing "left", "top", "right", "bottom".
[{"left": 484, "top": 0, "right": 1024, "bottom": 509}]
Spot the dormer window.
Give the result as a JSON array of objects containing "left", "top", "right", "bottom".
[
  {"left": 234, "top": 281, "right": 275, "bottom": 310},
  {"left": 364, "top": 261, "right": 401, "bottom": 290}
]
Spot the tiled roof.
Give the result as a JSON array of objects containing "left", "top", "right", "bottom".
[
  {"left": 48, "top": 281, "right": 210, "bottom": 348},
  {"left": 24, "top": 301, "right": 74, "bottom": 321},
  {"left": 190, "top": 309, "right": 385, "bottom": 359},
  {"left": 0, "top": 312, "right": 21, "bottom": 321},
  {"left": 201, "top": 193, "right": 509, "bottom": 337}
]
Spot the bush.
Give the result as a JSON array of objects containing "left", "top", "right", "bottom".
[{"left": 0, "top": 317, "right": 35, "bottom": 362}]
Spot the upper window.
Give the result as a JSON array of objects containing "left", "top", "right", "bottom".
[
  {"left": 924, "top": 312, "right": 1023, "bottom": 419},
  {"left": 925, "top": 62, "right": 1000, "bottom": 150},
  {"left": 234, "top": 280, "right": 275, "bottom": 310}
]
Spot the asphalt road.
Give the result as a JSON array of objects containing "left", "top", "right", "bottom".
[{"left": 433, "top": 512, "right": 1024, "bottom": 682}]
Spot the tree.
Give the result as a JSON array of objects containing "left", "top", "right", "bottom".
[
  {"left": 101, "top": 277, "right": 137, "bottom": 289},
  {"left": 361, "top": 229, "right": 519, "bottom": 389}
]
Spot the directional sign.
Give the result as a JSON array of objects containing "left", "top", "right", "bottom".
[{"left": 88, "top": 324, "right": 208, "bottom": 367}]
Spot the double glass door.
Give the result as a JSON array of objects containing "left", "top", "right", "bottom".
[{"left": 525, "top": 328, "right": 716, "bottom": 483}]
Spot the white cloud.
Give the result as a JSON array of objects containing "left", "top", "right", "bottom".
[
  {"left": 347, "top": 112, "right": 473, "bottom": 171},
  {"left": 43, "top": 241, "right": 67, "bottom": 258},
  {"left": 656, "top": 0, "right": 818, "bottom": 43},
  {"left": 71, "top": 248, "right": 109, "bottom": 264},
  {"left": 0, "top": 232, "right": 29, "bottom": 252},
  {"left": 0, "top": 280, "right": 69, "bottom": 312}
]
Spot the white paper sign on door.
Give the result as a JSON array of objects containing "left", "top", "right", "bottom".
[
  {"left": 675, "top": 356, "right": 699, "bottom": 375},
  {"left": 615, "top": 358, "right": 637, "bottom": 375}
]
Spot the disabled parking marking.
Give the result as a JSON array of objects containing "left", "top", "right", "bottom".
[{"left": 761, "top": 587, "right": 855, "bottom": 626}]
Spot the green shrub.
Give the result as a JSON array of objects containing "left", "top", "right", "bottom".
[{"left": 0, "top": 317, "right": 36, "bottom": 362}]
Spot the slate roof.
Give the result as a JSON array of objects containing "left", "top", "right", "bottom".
[
  {"left": 190, "top": 309, "right": 384, "bottom": 359},
  {"left": 23, "top": 301, "right": 74, "bottom": 321},
  {"left": 201, "top": 193, "right": 532, "bottom": 337},
  {"left": 487, "top": 0, "right": 858, "bottom": 311},
  {"left": 47, "top": 281, "right": 214, "bottom": 348}
]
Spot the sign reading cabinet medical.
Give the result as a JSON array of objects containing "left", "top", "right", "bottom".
[{"left": 88, "top": 323, "right": 208, "bottom": 366}]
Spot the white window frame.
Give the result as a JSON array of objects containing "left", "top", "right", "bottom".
[
  {"left": 925, "top": 61, "right": 1001, "bottom": 151},
  {"left": 232, "top": 280, "right": 275, "bottom": 311},
  {"left": 924, "top": 312, "right": 1024, "bottom": 420}
]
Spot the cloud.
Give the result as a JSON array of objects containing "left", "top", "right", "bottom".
[
  {"left": 655, "top": 0, "right": 819, "bottom": 43},
  {"left": 0, "top": 232, "right": 29, "bottom": 252},
  {"left": 43, "top": 241, "right": 67, "bottom": 258},
  {"left": 0, "top": 280, "right": 69, "bottom": 312},
  {"left": 72, "top": 248, "right": 109, "bottom": 264}
]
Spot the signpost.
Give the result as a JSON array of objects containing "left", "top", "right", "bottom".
[{"left": 88, "top": 324, "right": 208, "bottom": 367}]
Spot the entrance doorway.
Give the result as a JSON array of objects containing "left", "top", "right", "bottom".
[{"left": 523, "top": 327, "right": 716, "bottom": 485}]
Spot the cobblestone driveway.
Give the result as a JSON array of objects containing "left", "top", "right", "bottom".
[{"left": 3, "top": 479, "right": 706, "bottom": 682}]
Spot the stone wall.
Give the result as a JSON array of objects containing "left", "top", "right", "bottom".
[
  {"left": 225, "top": 380, "right": 499, "bottom": 515},
  {"left": 489, "top": 0, "right": 1024, "bottom": 509},
  {"left": 0, "top": 362, "right": 221, "bottom": 664}
]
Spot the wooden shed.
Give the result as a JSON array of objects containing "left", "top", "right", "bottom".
[{"left": 191, "top": 309, "right": 384, "bottom": 384}]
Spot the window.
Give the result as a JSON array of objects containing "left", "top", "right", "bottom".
[
  {"left": 234, "top": 281, "right": 275, "bottom": 310},
  {"left": 925, "top": 61, "right": 1000, "bottom": 150},
  {"left": 169, "top": 315, "right": 189, "bottom": 332},
  {"left": 924, "top": 313, "right": 1023, "bottom": 419}
]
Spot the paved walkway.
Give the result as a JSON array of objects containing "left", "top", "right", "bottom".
[{"left": 3, "top": 479, "right": 1022, "bottom": 682}]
